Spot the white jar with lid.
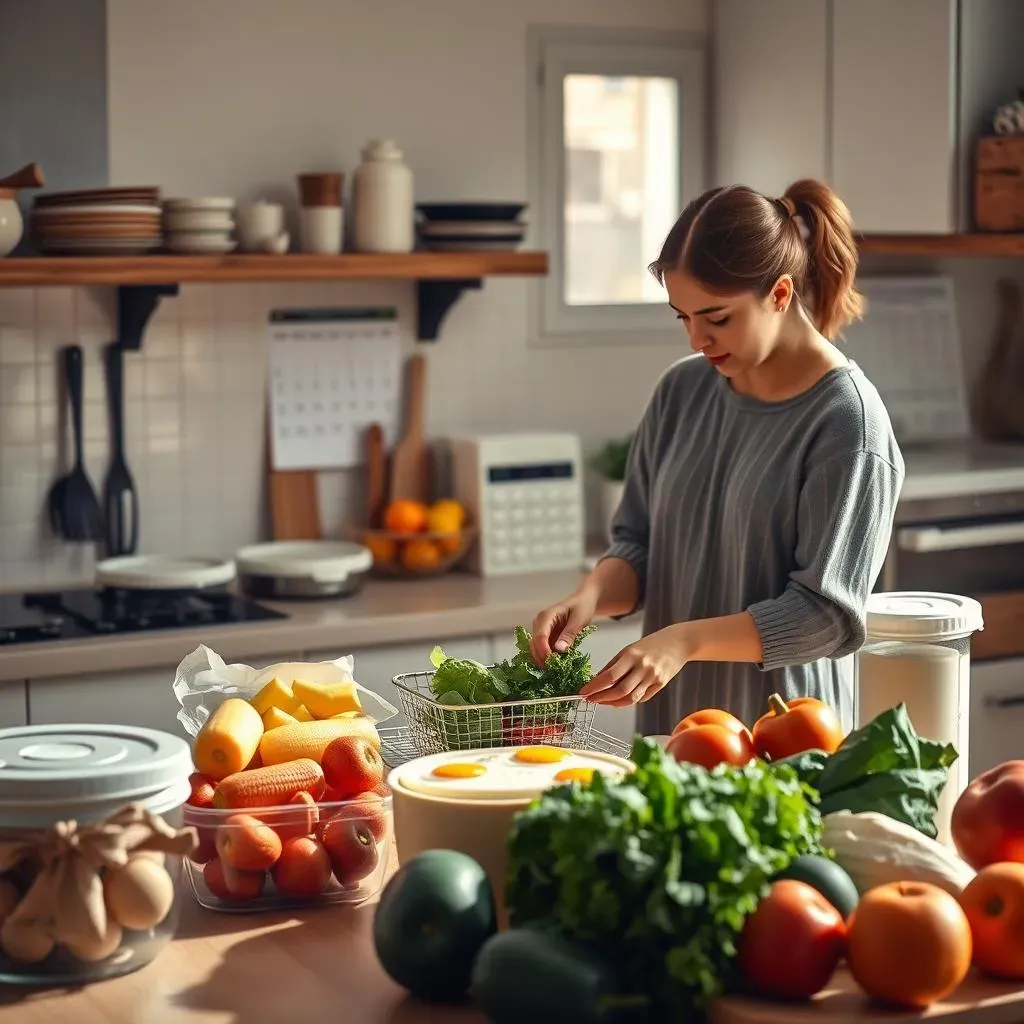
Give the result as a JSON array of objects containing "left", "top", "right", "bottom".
[
  {"left": 0, "top": 724, "right": 194, "bottom": 985},
  {"left": 856, "top": 592, "right": 984, "bottom": 846},
  {"left": 351, "top": 138, "right": 414, "bottom": 253}
]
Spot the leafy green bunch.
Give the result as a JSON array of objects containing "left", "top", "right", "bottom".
[{"left": 506, "top": 737, "right": 824, "bottom": 1019}]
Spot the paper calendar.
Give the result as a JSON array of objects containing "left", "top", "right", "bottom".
[
  {"left": 841, "top": 276, "right": 969, "bottom": 443},
  {"left": 268, "top": 308, "right": 402, "bottom": 471}
]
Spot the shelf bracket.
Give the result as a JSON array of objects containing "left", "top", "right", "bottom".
[
  {"left": 416, "top": 278, "right": 482, "bottom": 341},
  {"left": 116, "top": 283, "right": 180, "bottom": 351}
]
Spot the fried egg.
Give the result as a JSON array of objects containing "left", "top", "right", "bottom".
[{"left": 399, "top": 746, "right": 633, "bottom": 800}]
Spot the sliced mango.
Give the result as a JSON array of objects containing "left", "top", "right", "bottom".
[
  {"left": 261, "top": 706, "right": 298, "bottom": 731},
  {"left": 249, "top": 677, "right": 301, "bottom": 717},
  {"left": 292, "top": 704, "right": 314, "bottom": 722},
  {"left": 291, "top": 679, "right": 363, "bottom": 719}
]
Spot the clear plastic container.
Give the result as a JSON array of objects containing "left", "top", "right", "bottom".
[
  {"left": 183, "top": 792, "right": 392, "bottom": 912},
  {"left": 0, "top": 723, "right": 193, "bottom": 986}
]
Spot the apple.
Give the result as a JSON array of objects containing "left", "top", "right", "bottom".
[
  {"left": 318, "top": 811, "right": 379, "bottom": 885},
  {"left": 186, "top": 772, "right": 217, "bottom": 808},
  {"left": 321, "top": 736, "right": 385, "bottom": 799},
  {"left": 952, "top": 760, "right": 1024, "bottom": 869}
]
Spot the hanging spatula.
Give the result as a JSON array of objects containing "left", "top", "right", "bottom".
[{"left": 103, "top": 343, "right": 139, "bottom": 555}]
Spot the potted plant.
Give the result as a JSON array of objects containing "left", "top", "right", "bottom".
[{"left": 590, "top": 435, "right": 633, "bottom": 543}]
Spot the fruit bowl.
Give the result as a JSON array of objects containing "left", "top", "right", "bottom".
[
  {"left": 182, "top": 792, "right": 392, "bottom": 913},
  {"left": 355, "top": 525, "right": 478, "bottom": 579}
]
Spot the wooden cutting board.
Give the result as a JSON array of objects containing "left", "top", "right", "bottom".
[
  {"left": 710, "top": 969, "right": 1024, "bottom": 1023},
  {"left": 389, "top": 353, "right": 429, "bottom": 503}
]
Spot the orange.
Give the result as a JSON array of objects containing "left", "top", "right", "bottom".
[
  {"left": 268, "top": 790, "right": 320, "bottom": 843},
  {"left": 383, "top": 499, "right": 428, "bottom": 535},
  {"left": 847, "top": 881, "right": 972, "bottom": 1009},
  {"left": 426, "top": 499, "right": 465, "bottom": 533},
  {"left": 362, "top": 532, "right": 397, "bottom": 565},
  {"left": 400, "top": 539, "right": 443, "bottom": 571},
  {"left": 959, "top": 861, "right": 1024, "bottom": 980}
]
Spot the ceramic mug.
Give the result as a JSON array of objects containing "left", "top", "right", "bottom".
[
  {"left": 235, "top": 201, "right": 285, "bottom": 252},
  {"left": 299, "top": 206, "right": 343, "bottom": 254}
]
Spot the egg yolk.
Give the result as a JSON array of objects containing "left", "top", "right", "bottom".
[
  {"left": 514, "top": 746, "right": 568, "bottom": 764},
  {"left": 432, "top": 763, "right": 487, "bottom": 779},
  {"left": 554, "top": 767, "right": 597, "bottom": 784}
]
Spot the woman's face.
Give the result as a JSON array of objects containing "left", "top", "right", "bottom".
[{"left": 663, "top": 270, "right": 793, "bottom": 378}]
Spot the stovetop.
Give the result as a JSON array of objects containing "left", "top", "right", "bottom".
[{"left": 0, "top": 589, "right": 287, "bottom": 646}]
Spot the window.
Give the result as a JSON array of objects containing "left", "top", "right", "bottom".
[{"left": 528, "top": 28, "right": 707, "bottom": 344}]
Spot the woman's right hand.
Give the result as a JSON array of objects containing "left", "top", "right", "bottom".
[{"left": 531, "top": 587, "right": 599, "bottom": 666}]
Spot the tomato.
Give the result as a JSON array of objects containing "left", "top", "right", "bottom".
[
  {"left": 958, "top": 862, "right": 1024, "bottom": 980},
  {"left": 847, "top": 881, "right": 972, "bottom": 1009},
  {"left": 751, "top": 693, "right": 844, "bottom": 761},
  {"left": 665, "top": 723, "right": 754, "bottom": 770},
  {"left": 503, "top": 724, "right": 568, "bottom": 746},
  {"left": 951, "top": 760, "right": 1024, "bottom": 870},
  {"left": 737, "top": 879, "right": 846, "bottom": 1001},
  {"left": 672, "top": 708, "right": 751, "bottom": 742}
]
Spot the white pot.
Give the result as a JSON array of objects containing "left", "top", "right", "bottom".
[
  {"left": 597, "top": 478, "right": 625, "bottom": 543},
  {"left": 0, "top": 198, "right": 23, "bottom": 257}
]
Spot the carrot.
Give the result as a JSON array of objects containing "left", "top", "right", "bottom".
[
  {"left": 194, "top": 698, "right": 264, "bottom": 781},
  {"left": 213, "top": 758, "right": 326, "bottom": 809},
  {"left": 259, "top": 717, "right": 380, "bottom": 767}
]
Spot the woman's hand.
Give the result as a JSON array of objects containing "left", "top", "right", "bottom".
[
  {"left": 580, "top": 625, "right": 694, "bottom": 707},
  {"left": 530, "top": 587, "right": 599, "bottom": 666}
]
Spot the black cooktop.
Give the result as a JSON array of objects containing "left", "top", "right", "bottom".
[{"left": 0, "top": 589, "right": 287, "bottom": 646}]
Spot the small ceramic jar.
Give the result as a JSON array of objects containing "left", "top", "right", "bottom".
[{"left": 351, "top": 139, "right": 414, "bottom": 253}]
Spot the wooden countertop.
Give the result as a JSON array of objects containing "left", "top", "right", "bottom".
[
  {"left": 0, "top": 569, "right": 592, "bottom": 684},
  {"left": 3, "top": 867, "right": 1023, "bottom": 1024}
]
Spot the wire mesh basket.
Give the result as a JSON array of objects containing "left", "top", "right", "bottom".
[
  {"left": 392, "top": 668, "right": 597, "bottom": 756},
  {"left": 379, "top": 724, "right": 629, "bottom": 769}
]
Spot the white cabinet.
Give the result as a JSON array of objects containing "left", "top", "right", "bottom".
[
  {"left": 713, "top": 0, "right": 828, "bottom": 196},
  {"left": 0, "top": 683, "right": 28, "bottom": 727},
  {"left": 489, "top": 618, "right": 643, "bottom": 747},
  {"left": 311, "top": 636, "right": 493, "bottom": 728},
  {"left": 28, "top": 668, "right": 184, "bottom": 735},
  {"left": 831, "top": 0, "right": 957, "bottom": 234}
]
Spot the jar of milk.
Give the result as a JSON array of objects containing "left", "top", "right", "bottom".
[{"left": 857, "top": 592, "right": 984, "bottom": 846}]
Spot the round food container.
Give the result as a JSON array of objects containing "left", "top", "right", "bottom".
[
  {"left": 857, "top": 592, "right": 984, "bottom": 846},
  {"left": 0, "top": 723, "right": 194, "bottom": 986},
  {"left": 183, "top": 792, "right": 393, "bottom": 912},
  {"left": 387, "top": 745, "right": 634, "bottom": 928},
  {"left": 234, "top": 541, "right": 372, "bottom": 599}
]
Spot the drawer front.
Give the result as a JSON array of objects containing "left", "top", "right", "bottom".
[
  {"left": 969, "top": 658, "right": 1024, "bottom": 778},
  {"left": 974, "top": 591, "right": 1024, "bottom": 661}
]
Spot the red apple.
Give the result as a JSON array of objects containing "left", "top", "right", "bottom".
[
  {"left": 318, "top": 812, "right": 379, "bottom": 885},
  {"left": 952, "top": 760, "right": 1024, "bottom": 869},
  {"left": 187, "top": 772, "right": 217, "bottom": 808},
  {"left": 321, "top": 736, "right": 385, "bottom": 799}
]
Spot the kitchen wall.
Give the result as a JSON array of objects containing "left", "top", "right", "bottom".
[
  {"left": 1, "top": 0, "right": 1022, "bottom": 591},
  {"left": 0, "top": 0, "right": 704, "bottom": 588}
]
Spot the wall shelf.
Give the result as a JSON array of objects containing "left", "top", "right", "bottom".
[
  {"left": 0, "top": 251, "right": 548, "bottom": 344},
  {"left": 858, "top": 233, "right": 1024, "bottom": 257}
]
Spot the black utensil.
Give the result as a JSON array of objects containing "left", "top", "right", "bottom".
[
  {"left": 51, "top": 345, "right": 104, "bottom": 542},
  {"left": 103, "top": 342, "right": 139, "bottom": 556}
]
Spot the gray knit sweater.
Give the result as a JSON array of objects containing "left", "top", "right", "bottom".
[{"left": 604, "top": 355, "right": 904, "bottom": 733}]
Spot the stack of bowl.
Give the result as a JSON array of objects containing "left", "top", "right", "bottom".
[
  {"left": 416, "top": 202, "right": 526, "bottom": 252},
  {"left": 162, "top": 198, "right": 236, "bottom": 254},
  {"left": 31, "top": 187, "right": 162, "bottom": 256}
]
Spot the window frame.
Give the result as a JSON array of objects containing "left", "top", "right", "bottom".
[{"left": 527, "top": 26, "right": 709, "bottom": 347}]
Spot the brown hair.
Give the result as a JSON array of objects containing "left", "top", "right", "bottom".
[{"left": 650, "top": 179, "right": 863, "bottom": 339}]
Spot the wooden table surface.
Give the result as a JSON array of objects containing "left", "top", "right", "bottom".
[{"left": 1, "top": 883, "right": 1023, "bottom": 1023}]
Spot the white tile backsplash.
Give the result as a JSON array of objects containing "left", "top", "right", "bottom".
[{"left": 0, "top": 281, "right": 415, "bottom": 588}]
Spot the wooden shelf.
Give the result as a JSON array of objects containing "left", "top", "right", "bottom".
[
  {"left": 0, "top": 250, "right": 548, "bottom": 287},
  {"left": 858, "top": 233, "right": 1024, "bottom": 257},
  {"left": 0, "top": 251, "right": 548, "bottom": 344}
]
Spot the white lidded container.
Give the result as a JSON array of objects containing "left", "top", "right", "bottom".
[
  {"left": 351, "top": 138, "right": 414, "bottom": 253},
  {"left": 856, "top": 592, "right": 984, "bottom": 846},
  {"left": 0, "top": 724, "right": 193, "bottom": 985}
]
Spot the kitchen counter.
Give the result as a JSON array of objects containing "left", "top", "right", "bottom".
[
  {"left": 0, "top": 569, "right": 589, "bottom": 684},
  {"left": 3, "top": 879, "right": 1023, "bottom": 1024}
]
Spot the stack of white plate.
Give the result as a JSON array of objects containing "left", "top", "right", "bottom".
[{"left": 162, "top": 198, "right": 236, "bottom": 254}]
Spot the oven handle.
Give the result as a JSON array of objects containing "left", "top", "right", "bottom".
[
  {"left": 984, "top": 693, "right": 1024, "bottom": 709},
  {"left": 897, "top": 520, "right": 1024, "bottom": 552}
]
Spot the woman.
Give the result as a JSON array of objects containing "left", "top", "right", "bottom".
[{"left": 531, "top": 179, "right": 904, "bottom": 733}]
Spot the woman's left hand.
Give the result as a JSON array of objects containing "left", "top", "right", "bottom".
[{"left": 580, "top": 626, "right": 692, "bottom": 707}]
